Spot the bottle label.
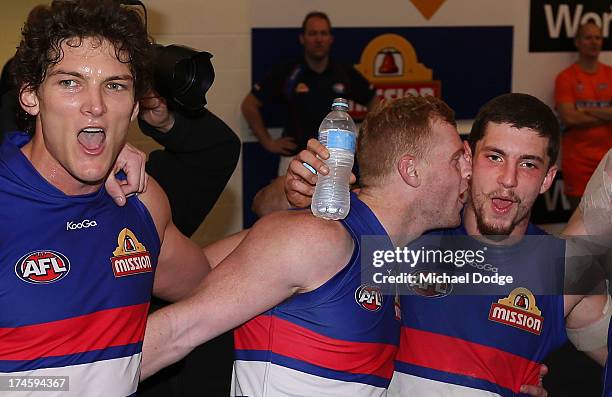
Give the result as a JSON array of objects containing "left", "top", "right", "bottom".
[{"left": 327, "top": 129, "right": 356, "bottom": 152}]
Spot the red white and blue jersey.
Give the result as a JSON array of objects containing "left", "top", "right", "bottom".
[
  {"left": 389, "top": 223, "right": 567, "bottom": 397},
  {"left": 603, "top": 325, "right": 612, "bottom": 397},
  {"left": 231, "top": 194, "right": 400, "bottom": 397},
  {"left": 0, "top": 133, "right": 160, "bottom": 396}
]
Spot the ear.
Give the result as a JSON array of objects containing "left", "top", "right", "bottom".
[
  {"left": 299, "top": 33, "right": 305, "bottom": 46},
  {"left": 539, "top": 165, "right": 558, "bottom": 194},
  {"left": 19, "top": 86, "right": 40, "bottom": 116},
  {"left": 398, "top": 155, "right": 420, "bottom": 188},
  {"left": 130, "top": 100, "right": 140, "bottom": 122},
  {"left": 463, "top": 140, "right": 473, "bottom": 164}
]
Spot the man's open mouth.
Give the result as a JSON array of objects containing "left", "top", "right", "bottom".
[{"left": 77, "top": 127, "right": 106, "bottom": 152}]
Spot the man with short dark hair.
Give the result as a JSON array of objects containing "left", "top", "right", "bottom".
[
  {"left": 389, "top": 94, "right": 607, "bottom": 396},
  {"left": 286, "top": 93, "right": 609, "bottom": 396},
  {"left": 555, "top": 21, "right": 612, "bottom": 209}
]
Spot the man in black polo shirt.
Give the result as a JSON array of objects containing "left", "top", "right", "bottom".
[{"left": 241, "top": 11, "right": 377, "bottom": 175}]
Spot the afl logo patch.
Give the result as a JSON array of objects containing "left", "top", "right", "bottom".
[
  {"left": 15, "top": 250, "right": 70, "bottom": 284},
  {"left": 355, "top": 284, "right": 383, "bottom": 312}
]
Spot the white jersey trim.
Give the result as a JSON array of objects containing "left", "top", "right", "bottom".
[
  {"left": 232, "top": 360, "right": 387, "bottom": 397},
  {"left": 388, "top": 371, "right": 502, "bottom": 397},
  {"left": 1, "top": 353, "right": 141, "bottom": 397}
]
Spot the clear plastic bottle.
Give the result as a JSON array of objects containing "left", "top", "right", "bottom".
[{"left": 311, "top": 98, "right": 357, "bottom": 220}]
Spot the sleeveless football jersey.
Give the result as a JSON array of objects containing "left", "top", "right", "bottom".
[
  {"left": 231, "top": 194, "right": 400, "bottom": 397},
  {"left": 0, "top": 133, "right": 160, "bottom": 396},
  {"left": 603, "top": 323, "right": 612, "bottom": 397},
  {"left": 389, "top": 223, "right": 567, "bottom": 397}
]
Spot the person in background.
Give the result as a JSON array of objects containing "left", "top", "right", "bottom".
[
  {"left": 555, "top": 21, "right": 612, "bottom": 210},
  {"left": 241, "top": 11, "right": 377, "bottom": 176},
  {"left": 551, "top": 20, "right": 612, "bottom": 396}
]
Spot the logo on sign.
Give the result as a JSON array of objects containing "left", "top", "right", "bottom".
[
  {"left": 355, "top": 284, "right": 383, "bottom": 312},
  {"left": 15, "top": 250, "right": 71, "bottom": 284},
  {"left": 110, "top": 228, "right": 152, "bottom": 278},
  {"left": 351, "top": 34, "right": 440, "bottom": 119}
]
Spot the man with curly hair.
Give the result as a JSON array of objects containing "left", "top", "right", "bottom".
[{"left": 0, "top": 1, "right": 212, "bottom": 395}]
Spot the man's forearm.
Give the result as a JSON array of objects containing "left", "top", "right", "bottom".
[
  {"left": 252, "top": 176, "right": 291, "bottom": 217},
  {"left": 139, "top": 109, "right": 240, "bottom": 152},
  {"left": 141, "top": 307, "right": 189, "bottom": 380},
  {"left": 241, "top": 95, "right": 273, "bottom": 144},
  {"left": 562, "top": 110, "right": 608, "bottom": 129},
  {"left": 141, "top": 109, "right": 240, "bottom": 236},
  {"left": 585, "top": 107, "right": 612, "bottom": 123},
  {"left": 202, "top": 229, "right": 249, "bottom": 268}
]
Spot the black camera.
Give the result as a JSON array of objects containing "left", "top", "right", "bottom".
[
  {"left": 120, "top": 0, "right": 215, "bottom": 115},
  {"left": 153, "top": 44, "right": 215, "bottom": 115}
]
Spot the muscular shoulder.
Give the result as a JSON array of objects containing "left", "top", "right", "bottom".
[
  {"left": 252, "top": 210, "right": 352, "bottom": 252},
  {"left": 247, "top": 210, "right": 355, "bottom": 291},
  {"left": 136, "top": 177, "right": 171, "bottom": 241}
]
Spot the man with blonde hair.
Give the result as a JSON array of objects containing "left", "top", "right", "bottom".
[{"left": 143, "top": 95, "right": 471, "bottom": 397}]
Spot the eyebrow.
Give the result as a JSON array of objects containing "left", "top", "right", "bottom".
[
  {"left": 47, "top": 70, "right": 134, "bottom": 82},
  {"left": 482, "top": 146, "right": 545, "bottom": 163}
]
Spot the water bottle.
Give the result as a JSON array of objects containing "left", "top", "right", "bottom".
[{"left": 311, "top": 98, "right": 357, "bottom": 220}]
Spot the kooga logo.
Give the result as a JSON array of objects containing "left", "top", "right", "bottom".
[
  {"left": 67, "top": 219, "right": 98, "bottom": 230},
  {"left": 530, "top": 0, "right": 612, "bottom": 52}
]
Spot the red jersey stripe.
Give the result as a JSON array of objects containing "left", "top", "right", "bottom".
[
  {"left": 396, "top": 326, "right": 540, "bottom": 393},
  {"left": 235, "top": 314, "right": 397, "bottom": 379},
  {"left": 0, "top": 303, "right": 149, "bottom": 360}
]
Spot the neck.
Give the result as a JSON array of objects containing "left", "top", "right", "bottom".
[
  {"left": 577, "top": 56, "right": 598, "bottom": 73},
  {"left": 304, "top": 54, "right": 329, "bottom": 73},
  {"left": 358, "top": 186, "right": 427, "bottom": 248},
  {"left": 462, "top": 199, "right": 529, "bottom": 245},
  {"left": 22, "top": 133, "right": 102, "bottom": 196}
]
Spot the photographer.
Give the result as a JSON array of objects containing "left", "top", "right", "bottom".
[{"left": 137, "top": 92, "right": 240, "bottom": 236}]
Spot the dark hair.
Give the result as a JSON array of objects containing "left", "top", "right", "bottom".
[
  {"left": 301, "top": 11, "right": 331, "bottom": 32},
  {"left": 358, "top": 95, "right": 456, "bottom": 188},
  {"left": 13, "top": 0, "right": 153, "bottom": 131},
  {"left": 468, "top": 93, "right": 560, "bottom": 166}
]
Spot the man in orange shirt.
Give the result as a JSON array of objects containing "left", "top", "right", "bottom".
[{"left": 555, "top": 21, "right": 612, "bottom": 209}]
